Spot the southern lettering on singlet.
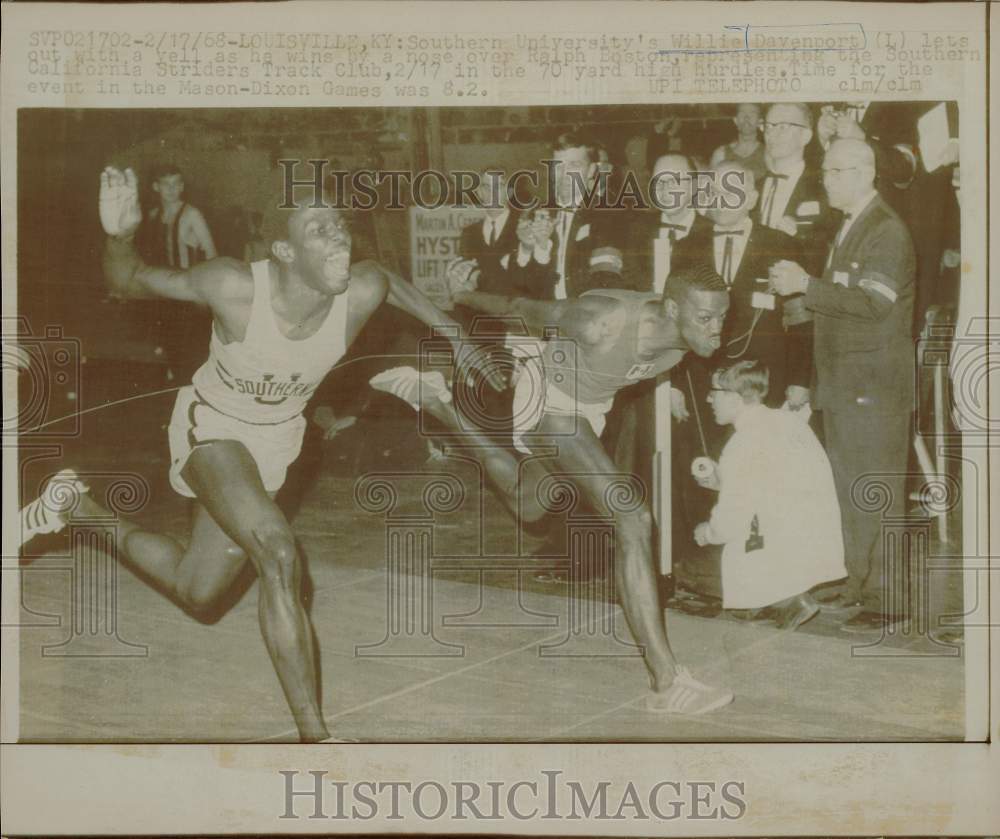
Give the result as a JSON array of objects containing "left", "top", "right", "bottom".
[
  {"left": 190, "top": 260, "right": 349, "bottom": 425},
  {"left": 541, "top": 289, "right": 674, "bottom": 405}
]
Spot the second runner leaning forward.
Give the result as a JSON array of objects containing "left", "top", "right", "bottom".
[{"left": 372, "top": 261, "right": 735, "bottom": 714}]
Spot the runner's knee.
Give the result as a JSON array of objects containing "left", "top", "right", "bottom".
[
  {"left": 615, "top": 506, "right": 652, "bottom": 553},
  {"left": 251, "top": 528, "right": 300, "bottom": 593}
]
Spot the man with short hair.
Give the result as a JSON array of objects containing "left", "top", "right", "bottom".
[
  {"left": 710, "top": 103, "right": 767, "bottom": 184},
  {"left": 758, "top": 103, "right": 838, "bottom": 278},
  {"left": 770, "top": 138, "right": 916, "bottom": 633},
  {"left": 458, "top": 165, "right": 520, "bottom": 293},
  {"left": 528, "top": 131, "right": 618, "bottom": 299},
  {"left": 93, "top": 166, "right": 468, "bottom": 741},
  {"left": 372, "top": 264, "right": 736, "bottom": 714},
  {"left": 139, "top": 163, "right": 219, "bottom": 383},
  {"left": 623, "top": 153, "right": 713, "bottom": 296},
  {"left": 676, "top": 160, "right": 809, "bottom": 410}
]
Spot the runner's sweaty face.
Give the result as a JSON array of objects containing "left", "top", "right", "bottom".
[
  {"left": 288, "top": 207, "right": 352, "bottom": 294},
  {"left": 675, "top": 289, "right": 728, "bottom": 357}
]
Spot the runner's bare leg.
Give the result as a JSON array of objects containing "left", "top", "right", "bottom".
[
  {"left": 72, "top": 440, "right": 329, "bottom": 741},
  {"left": 418, "top": 386, "right": 678, "bottom": 691},
  {"left": 418, "top": 395, "right": 552, "bottom": 523},
  {"left": 532, "top": 413, "right": 678, "bottom": 692}
]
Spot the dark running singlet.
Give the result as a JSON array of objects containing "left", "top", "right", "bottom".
[
  {"left": 146, "top": 203, "right": 204, "bottom": 269},
  {"left": 189, "top": 260, "right": 350, "bottom": 424},
  {"left": 542, "top": 289, "right": 679, "bottom": 405}
]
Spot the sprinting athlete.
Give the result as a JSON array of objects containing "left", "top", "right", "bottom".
[
  {"left": 92, "top": 166, "right": 467, "bottom": 741},
  {"left": 371, "top": 263, "right": 736, "bottom": 714}
]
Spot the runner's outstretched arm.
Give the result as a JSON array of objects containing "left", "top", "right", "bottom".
[
  {"left": 379, "top": 264, "right": 463, "bottom": 335},
  {"left": 452, "top": 290, "right": 572, "bottom": 337},
  {"left": 374, "top": 265, "right": 505, "bottom": 388}
]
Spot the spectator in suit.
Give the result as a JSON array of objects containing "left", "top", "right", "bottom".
[
  {"left": 454, "top": 165, "right": 521, "bottom": 337},
  {"left": 701, "top": 160, "right": 811, "bottom": 411},
  {"left": 816, "top": 101, "right": 960, "bottom": 332},
  {"left": 623, "top": 153, "right": 713, "bottom": 295},
  {"left": 532, "top": 131, "right": 618, "bottom": 299},
  {"left": 667, "top": 160, "right": 811, "bottom": 576},
  {"left": 473, "top": 207, "right": 559, "bottom": 301},
  {"left": 671, "top": 160, "right": 811, "bottom": 418},
  {"left": 758, "top": 103, "right": 839, "bottom": 278},
  {"left": 770, "top": 138, "right": 916, "bottom": 634},
  {"left": 458, "top": 165, "right": 520, "bottom": 292},
  {"left": 710, "top": 103, "right": 768, "bottom": 185}
]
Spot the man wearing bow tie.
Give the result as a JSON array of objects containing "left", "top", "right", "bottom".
[
  {"left": 816, "top": 100, "right": 960, "bottom": 333},
  {"left": 770, "top": 138, "right": 916, "bottom": 634},
  {"left": 610, "top": 154, "right": 713, "bottom": 515},
  {"left": 622, "top": 153, "right": 712, "bottom": 294},
  {"left": 758, "top": 103, "right": 839, "bottom": 279}
]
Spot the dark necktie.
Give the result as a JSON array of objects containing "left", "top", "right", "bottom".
[
  {"left": 760, "top": 171, "right": 788, "bottom": 227},
  {"left": 826, "top": 212, "right": 854, "bottom": 270},
  {"left": 714, "top": 228, "right": 745, "bottom": 285},
  {"left": 659, "top": 222, "right": 685, "bottom": 243},
  {"left": 487, "top": 219, "right": 497, "bottom": 246}
]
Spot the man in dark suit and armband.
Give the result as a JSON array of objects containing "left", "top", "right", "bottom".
[
  {"left": 770, "top": 138, "right": 916, "bottom": 634},
  {"left": 816, "top": 100, "right": 961, "bottom": 333},
  {"left": 509, "top": 131, "right": 618, "bottom": 300}
]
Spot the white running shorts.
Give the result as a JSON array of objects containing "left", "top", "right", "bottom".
[{"left": 167, "top": 386, "right": 306, "bottom": 498}]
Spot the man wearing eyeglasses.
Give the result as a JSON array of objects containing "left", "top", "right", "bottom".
[
  {"left": 675, "top": 160, "right": 809, "bottom": 412},
  {"left": 758, "top": 103, "right": 839, "bottom": 279},
  {"left": 769, "top": 138, "right": 916, "bottom": 634}
]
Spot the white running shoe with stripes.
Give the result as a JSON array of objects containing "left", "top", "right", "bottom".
[
  {"left": 369, "top": 366, "right": 452, "bottom": 411},
  {"left": 644, "top": 666, "right": 734, "bottom": 715},
  {"left": 19, "top": 469, "right": 89, "bottom": 548}
]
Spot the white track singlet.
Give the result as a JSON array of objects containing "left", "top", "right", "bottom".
[{"left": 190, "top": 260, "right": 350, "bottom": 425}]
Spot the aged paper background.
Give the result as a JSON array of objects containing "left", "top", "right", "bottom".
[{"left": 1, "top": 0, "right": 996, "bottom": 834}]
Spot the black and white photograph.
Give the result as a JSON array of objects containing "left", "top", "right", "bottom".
[
  {"left": 10, "top": 98, "right": 971, "bottom": 743},
  {"left": 1, "top": 1, "right": 994, "bottom": 835}
]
